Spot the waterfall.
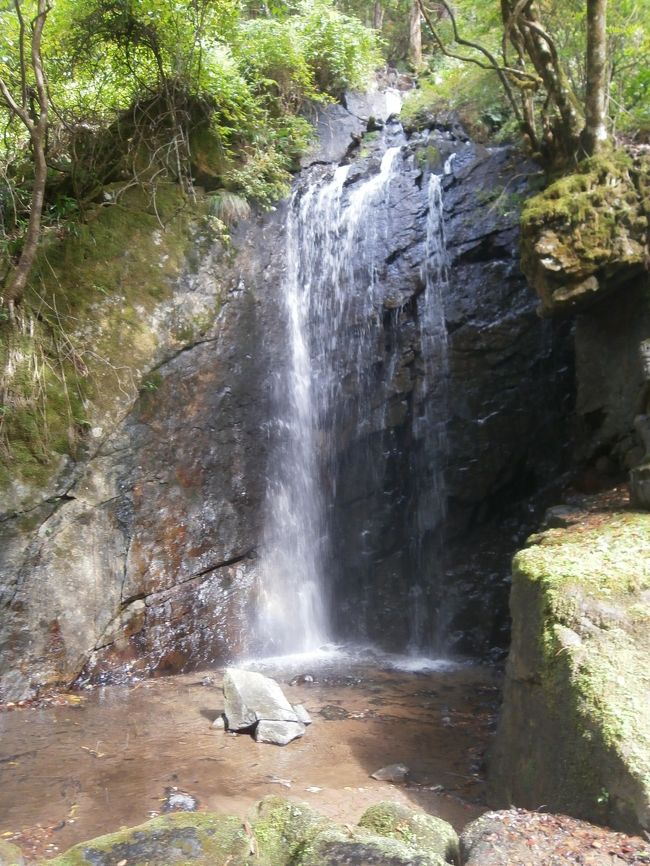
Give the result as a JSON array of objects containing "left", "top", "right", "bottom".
[
  {"left": 255, "top": 141, "right": 451, "bottom": 656},
  {"left": 408, "top": 173, "right": 450, "bottom": 652}
]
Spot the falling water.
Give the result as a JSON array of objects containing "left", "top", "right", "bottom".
[
  {"left": 408, "top": 173, "right": 451, "bottom": 652},
  {"left": 256, "top": 142, "right": 451, "bottom": 655}
]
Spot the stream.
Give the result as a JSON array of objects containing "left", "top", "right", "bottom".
[{"left": 0, "top": 652, "right": 498, "bottom": 859}]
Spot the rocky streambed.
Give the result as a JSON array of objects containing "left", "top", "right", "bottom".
[{"left": 0, "top": 654, "right": 497, "bottom": 860}]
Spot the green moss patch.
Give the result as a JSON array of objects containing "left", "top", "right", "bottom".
[
  {"left": 508, "top": 510, "right": 650, "bottom": 831},
  {"left": 0, "top": 184, "right": 205, "bottom": 492},
  {"left": 520, "top": 150, "right": 649, "bottom": 315},
  {"left": 47, "top": 812, "right": 250, "bottom": 866},
  {"left": 359, "top": 802, "right": 459, "bottom": 864}
]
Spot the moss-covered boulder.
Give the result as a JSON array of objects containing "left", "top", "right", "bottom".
[
  {"left": 299, "top": 825, "right": 447, "bottom": 866},
  {"left": 46, "top": 812, "right": 251, "bottom": 866},
  {"left": 45, "top": 799, "right": 461, "bottom": 866},
  {"left": 0, "top": 841, "right": 24, "bottom": 866},
  {"left": 249, "top": 796, "right": 329, "bottom": 865},
  {"left": 359, "top": 802, "right": 459, "bottom": 864},
  {"left": 521, "top": 150, "right": 649, "bottom": 316},
  {"left": 490, "top": 507, "right": 650, "bottom": 834}
]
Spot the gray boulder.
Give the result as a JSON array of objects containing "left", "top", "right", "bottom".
[
  {"left": 255, "top": 720, "right": 306, "bottom": 746},
  {"left": 223, "top": 668, "right": 305, "bottom": 745}
]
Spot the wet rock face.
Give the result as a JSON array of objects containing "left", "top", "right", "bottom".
[
  {"left": 0, "top": 217, "right": 285, "bottom": 699},
  {"left": 0, "top": 103, "right": 574, "bottom": 696},
  {"left": 331, "top": 131, "right": 573, "bottom": 655}
]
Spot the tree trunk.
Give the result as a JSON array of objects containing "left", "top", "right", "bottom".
[
  {"left": 373, "top": 1, "right": 384, "bottom": 31},
  {"left": 582, "top": 0, "right": 609, "bottom": 155},
  {"left": 0, "top": 0, "right": 49, "bottom": 314},
  {"left": 408, "top": 0, "right": 423, "bottom": 68}
]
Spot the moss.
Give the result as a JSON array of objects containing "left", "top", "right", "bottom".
[
  {"left": 1, "top": 183, "right": 199, "bottom": 491},
  {"left": 299, "top": 825, "right": 447, "bottom": 866},
  {"left": 520, "top": 149, "right": 650, "bottom": 315},
  {"left": 510, "top": 511, "right": 650, "bottom": 830},
  {"left": 47, "top": 812, "right": 250, "bottom": 866},
  {"left": 358, "top": 802, "right": 459, "bottom": 864},
  {"left": 251, "top": 796, "right": 328, "bottom": 866}
]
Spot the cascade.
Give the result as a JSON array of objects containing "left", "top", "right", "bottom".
[{"left": 256, "top": 137, "right": 450, "bottom": 656}]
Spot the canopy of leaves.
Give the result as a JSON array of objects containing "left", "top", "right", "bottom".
[
  {"left": 0, "top": 0, "right": 380, "bottom": 264},
  {"left": 407, "top": 0, "right": 649, "bottom": 147}
]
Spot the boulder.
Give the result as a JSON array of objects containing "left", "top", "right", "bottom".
[
  {"left": 223, "top": 668, "right": 305, "bottom": 744},
  {"left": 299, "top": 826, "right": 447, "bottom": 866},
  {"left": 255, "top": 720, "right": 306, "bottom": 745},
  {"left": 359, "top": 802, "right": 459, "bottom": 864},
  {"left": 490, "top": 507, "right": 650, "bottom": 834},
  {"left": 370, "top": 763, "right": 410, "bottom": 783},
  {"left": 521, "top": 150, "right": 649, "bottom": 317},
  {"left": 249, "top": 796, "right": 329, "bottom": 866},
  {"left": 46, "top": 813, "right": 251, "bottom": 866},
  {"left": 461, "top": 809, "right": 650, "bottom": 866}
]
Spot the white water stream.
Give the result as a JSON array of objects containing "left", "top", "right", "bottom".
[{"left": 256, "top": 143, "right": 449, "bottom": 654}]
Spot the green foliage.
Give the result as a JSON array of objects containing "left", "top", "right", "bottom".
[{"left": 296, "top": 0, "right": 382, "bottom": 97}]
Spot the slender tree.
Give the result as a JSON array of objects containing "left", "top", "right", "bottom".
[
  {"left": 419, "top": 0, "right": 611, "bottom": 163},
  {"left": 409, "top": 0, "right": 423, "bottom": 68},
  {"left": 0, "top": 0, "right": 50, "bottom": 316},
  {"left": 582, "top": 0, "right": 609, "bottom": 154}
]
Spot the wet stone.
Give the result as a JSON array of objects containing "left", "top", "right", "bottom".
[
  {"left": 223, "top": 668, "right": 299, "bottom": 730},
  {"left": 162, "top": 789, "right": 198, "bottom": 813},
  {"left": 370, "top": 763, "right": 410, "bottom": 783},
  {"left": 293, "top": 704, "right": 313, "bottom": 725},
  {"left": 254, "top": 720, "right": 306, "bottom": 746},
  {"left": 319, "top": 705, "right": 350, "bottom": 720}
]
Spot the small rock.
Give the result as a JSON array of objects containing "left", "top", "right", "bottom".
[
  {"left": 293, "top": 704, "right": 312, "bottom": 725},
  {"left": 306, "top": 786, "right": 322, "bottom": 793},
  {"left": 162, "top": 789, "right": 198, "bottom": 813},
  {"left": 255, "top": 720, "right": 306, "bottom": 746},
  {"left": 211, "top": 715, "right": 225, "bottom": 730},
  {"left": 370, "top": 763, "right": 410, "bottom": 783},
  {"left": 289, "top": 673, "right": 314, "bottom": 686},
  {"left": 319, "top": 704, "right": 350, "bottom": 720}
]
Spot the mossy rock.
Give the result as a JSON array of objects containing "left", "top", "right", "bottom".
[
  {"left": 0, "top": 182, "right": 220, "bottom": 499},
  {"left": 359, "top": 802, "right": 459, "bottom": 864},
  {"left": 250, "top": 796, "right": 329, "bottom": 865},
  {"left": 298, "top": 825, "right": 447, "bottom": 866},
  {"left": 491, "top": 510, "right": 650, "bottom": 834},
  {"left": 0, "top": 841, "right": 24, "bottom": 866},
  {"left": 46, "top": 812, "right": 250, "bottom": 866},
  {"left": 520, "top": 150, "right": 650, "bottom": 316}
]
